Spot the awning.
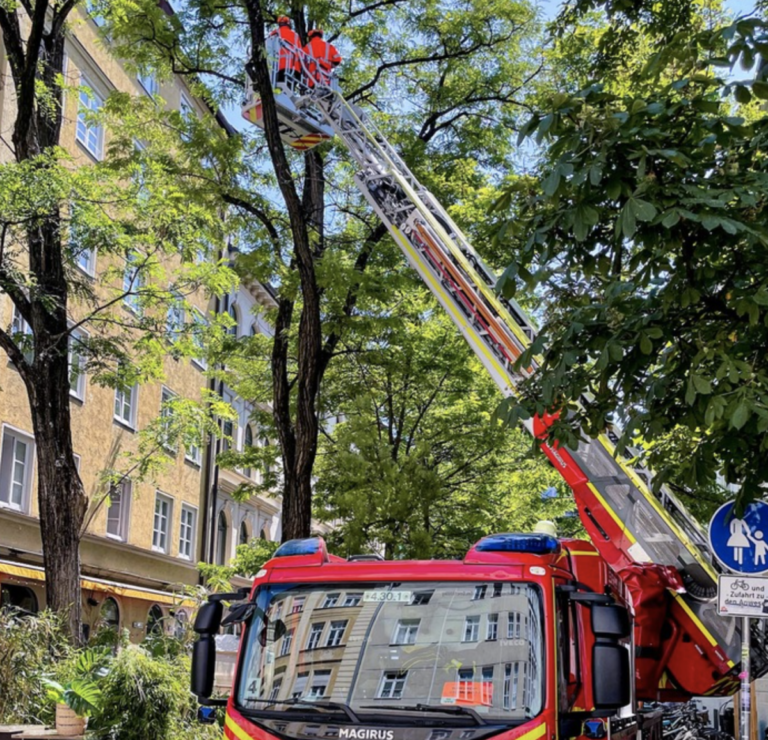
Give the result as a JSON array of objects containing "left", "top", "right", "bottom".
[{"left": 0, "top": 559, "right": 195, "bottom": 607}]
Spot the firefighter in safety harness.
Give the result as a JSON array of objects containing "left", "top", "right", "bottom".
[{"left": 304, "top": 28, "right": 342, "bottom": 86}]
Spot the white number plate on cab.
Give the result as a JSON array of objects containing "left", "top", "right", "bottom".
[{"left": 363, "top": 590, "right": 413, "bottom": 603}]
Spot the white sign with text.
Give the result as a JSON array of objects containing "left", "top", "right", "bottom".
[{"left": 718, "top": 574, "right": 768, "bottom": 618}]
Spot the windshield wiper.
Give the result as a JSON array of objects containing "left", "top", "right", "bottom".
[
  {"left": 248, "top": 698, "right": 361, "bottom": 723},
  {"left": 360, "top": 704, "right": 487, "bottom": 726}
]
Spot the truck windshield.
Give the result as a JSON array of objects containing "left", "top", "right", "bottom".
[{"left": 235, "top": 581, "right": 544, "bottom": 725}]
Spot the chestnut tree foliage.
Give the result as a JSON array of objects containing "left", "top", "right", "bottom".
[{"left": 493, "top": 1, "right": 768, "bottom": 508}]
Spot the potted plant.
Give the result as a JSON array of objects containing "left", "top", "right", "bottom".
[{"left": 42, "top": 649, "right": 109, "bottom": 734}]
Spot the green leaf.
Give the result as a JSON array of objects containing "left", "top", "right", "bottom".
[
  {"left": 753, "top": 81, "right": 768, "bottom": 100},
  {"left": 620, "top": 202, "right": 637, "bottom": 238},
  {"left": 662, "top": 210, "right": 680, "bottom": 228},
  {"left": 734, "top": 84, "right": 752, "bottom": 103},
  {"left": 640, "top": 334, "right": 652, "bottom": 354},
  {"left": 731, "top": 402, "right": 750, "bottom": 430},
  {"left": 633, "top": 198, "right": 657, "bottom": 222},
  {"left": 692, "top": 374, "right": 712, "bottom": 395}
]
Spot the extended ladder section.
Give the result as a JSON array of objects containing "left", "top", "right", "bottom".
[{"left": 244, "top": 41, "right": 768, "bottom": 699}]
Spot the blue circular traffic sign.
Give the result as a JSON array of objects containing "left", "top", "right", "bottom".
[{"left": 709, "top": 500, "right": 768, "bottom": 574}]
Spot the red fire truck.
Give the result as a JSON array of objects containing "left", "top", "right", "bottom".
[
  {"left": 191, "top": 32, "right": 768, "bottom": 740},
  {"left": 192, "top": 534, "right": 637, "bottom": 740}
]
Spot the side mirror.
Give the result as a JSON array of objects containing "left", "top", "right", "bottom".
[
  {"left": 592, "top": 643, "right": 631, "bottom": 709},
  {"left": 191, "top": 601, "right": 223, "bottom": 700},
  {"left": 591, "top": 604, "right": 631, "bottom": 639}
]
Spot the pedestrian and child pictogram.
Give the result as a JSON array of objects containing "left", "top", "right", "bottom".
[{"left": 709, "top": 500, "right": 768, "bottom": 574}]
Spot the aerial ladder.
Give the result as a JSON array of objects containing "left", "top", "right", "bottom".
[{"left": 241, "top": 37, "right": 768, "bottom": 701}]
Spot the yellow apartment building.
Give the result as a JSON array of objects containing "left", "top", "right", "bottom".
[{"left": 0, "top": 4, "right": 283, "bottom": 640}]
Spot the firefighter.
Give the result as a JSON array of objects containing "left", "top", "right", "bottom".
[
  {"left": 269, "top": 15, "right": 301, "bottom": 87},
  {"left": 304, "top": 28, "right": 342, "bottom": 86}
]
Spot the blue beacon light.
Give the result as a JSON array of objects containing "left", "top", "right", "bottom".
[
  {"left": 274, "top": 537, "right": 323, "bottom": 557},
  {"left": 474, "top": 533, "right": 561, "bottom": 554}
]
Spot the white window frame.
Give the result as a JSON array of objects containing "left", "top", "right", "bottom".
[
  {"left": 137, "top": 70, "right": 159, "bottom": 99},
  {"left": 279, "top": 629, "right": 294, "bottom": 657},
  {"left": 178, "top": 503, "right": 197, "bottom": 560},
  {"left": 114, "top": 383, "right": 138, "bottom": 428},
  {"left": 463, "top": 615, "right": 480, "bottom": 643},
  {"left": 0, "top": 426, "right": 35, "bottom": 513},
  {"left": 457, "top": 668, "right": 474, "bottom": 701},
  {"left": 306, "top": 623, "right": 324, "bottom": 650},
  {"left": 68, "top": 325, "right": 88, "bottom": 402},
  {"left": 486, "top": 613, "right": 498, "bottom": 641},
  {"left": 105, "top": 480, "right": 131, "bottom": 541},
  {"left": 70, "top": 204, "right": 96, "bottom": 277},
  {"left": 185, "top": 436, "right": 202, "bottom": 466},
  {"left": 307, "top": 670, "right": 331, "bottom": 699},
  {"left": 392, "top": 619, "right": 419, "bottom": 645},
  {"left": 152, "top": 491, "right": 173, "bottom": 554},
  {"left": 122, "top": 252, "right": 144, "bottom": 314},
  {"left": 377, "top": 671, "right": 407, "bottom": 700},
  {"left": 10, "top": 306, "right": 34, "bottom": 365},
  {"left": 321, "top": 593, "right": 339, "bottom": 608},
  {"left": 166, "top": 291, "right": 185, "bottom": 342},
  {"left": 160, "top": 386, "right": 177, "bottom": 453},
  {"left": 343, "top": 593, "right": 362, "bottom": 607},
  {"left": 324, "top": 620, "right": 347, "bottom": 648},
  {"left": 76, "top": 75, "right": 105, "bottom": 159}
]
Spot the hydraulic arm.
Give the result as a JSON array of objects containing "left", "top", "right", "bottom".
[{"left": 243, "top": 41, "right": 768, "bottom": 699}]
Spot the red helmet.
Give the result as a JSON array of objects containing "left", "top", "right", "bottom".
[
  {"left": 308, "top": 28, "right": 324, "bottom": 39},
  {"left": 276, "top": 15, "right": 291, "bottom": 26}
]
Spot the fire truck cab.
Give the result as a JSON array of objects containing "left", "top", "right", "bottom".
[{"left": 192, "top": 534, "right": 636, "bottom": 740}]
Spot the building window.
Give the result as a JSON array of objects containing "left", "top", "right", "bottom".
[
  {"left": 392, "top": 619, "right": 419, "bottom": 645},
  {"left": 306, "top": 623, "right": 324, "bottom": 650},
  {"left": 463, "top": 615, "right": 480, "bottom": 643},
  {"left": 228, "top": 302, "right": 239, "bottom": 337},
  {"left": 321, "top": 593, "right": 339, "bottom": 608},
  {"left": 411, "top": 590, "right": 433, "bottom": 605},
  {"left": 291, "top": 596, "right": 305, "bottom": 614},
  {"left": 503, "top": 664, "right": 511, "bottom": 710},
  {"left": 70, "top": 205, "right": 96, "bottom": 276},
  {"left": 325, "top": 620, "right": 347, "bottom": 648},
  {"left": 185, "top": 436, "right": 202, "bottom": 466},
  {"left": 243, "top": 425, "right": 254, "bottom": 479},
  {"left": 239, "top": 520, "right": 249, "bottom": 546},
  {"left": 481, "top": 666, "right": 494, "bottom": 705},
  {"left": 292, "top": 673, "right": 308, "bottom": 698},
  {"left": 307, "top": 670, "right": 331, "bottom": 699},
  {"left": 0, "top": 584, "right": 38, "bottom": 613},
  {"left": 76, "top": 76, "right": 105, "bottom": 159},
  {"left": 114, "top": 383, "right": 138, "bottom": 428},
  {"left": 269, "top": 678, "right": 282, "bottom": 701},
  {"left": 123, "top": 252, "right": 144, "bottom": 313},
  {"left": 473, "top": 585, "right": 487, "bottom": 600},
  {"left": 179, "top": 504, "right": 197, "bottom": 560},
  {"left": 137, "top": 70, "right": 159, "bottom": 98},
  {"left": 99, "top": 597, "right": 120, "bottom": 631},
  {"left": 160, "top": 387, "right": 177, "bottom": 453},
  {"left": 166, "top": 292, "right": 184, "bottom": 341},
  {"left": 507, "top": 612, "right": 521, "bottom": 640},
  {"left": 0, "top": 428, "right": 34, "bottom": 512},
  {"left": 68, "top": 327, "right": 87, "bottom": 401},
  {"left": 492, "top": 583, "right": 503, "bottom": 598},
  {"left": 106, "top": 480, "right": 131, "bottom": 541},
  {"left": 85, "top": 0, "right": 106, "bottom": 26},
  {"left": 147, "top": 604, "right": 164, "bottom": 635},
  {"left": 279, "top": 629, "right": 294, "bottom": 657},
  {"left": 10, "top": 307, "right": 34, "bottom": 364},
  {"left": 377, "top": 671, "right": 407, "bottom": 700},
  {"left": 192, "top": 310, "right": 208, "bottom": 369},
  {"left": 343, "top": 593, "right": 362, "bottom": 607},
  {"left": 486, "top": 613, "right": 498, "bottom": 641},
  {"left": 216, "top": 510, "right": 228, "bottom": 565},
  {"left": 457, "top": 668, "right": 474, "bottom": 701},
  {"left": 152, "top": 492, "right": 173, "bottom": 553}
]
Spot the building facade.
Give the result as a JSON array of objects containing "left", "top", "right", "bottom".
[{"left": 0, "top": 5, "right": 282, "bottom": 640}]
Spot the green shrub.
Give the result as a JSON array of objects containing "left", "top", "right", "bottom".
[
  {"left": 0, "top": 608, "right": 72, "bottom": 725},
  {"left": 88, "top": 645, "right": 219, "bottom": 740}
]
